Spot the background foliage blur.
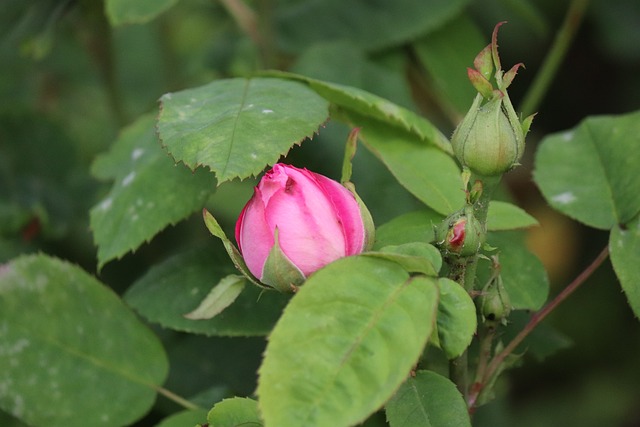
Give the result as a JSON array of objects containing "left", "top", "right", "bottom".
[{"left": 1, "top": 0, "right": 639, "bottom": 425}]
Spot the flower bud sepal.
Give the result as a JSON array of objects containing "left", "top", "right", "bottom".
[
  {"left": 203, "top": 208, "right": 268, "bottom": 290},
  {"left": 261, "top": 228, "right": 306, "bottom": 293},
  {"left": 343, "top": 181, "right": 375, "bottom": 251}
]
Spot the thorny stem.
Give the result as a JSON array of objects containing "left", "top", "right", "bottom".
[
  {"left": 467, "top": 245, "right": 610, "bottom": 409},
  {"left": 156, "top": 386, "right": 201, "bottom": 410},
  {"left": 448, "top": 176, "right": 500, "bottom": 400},
  {"left": 472, "top": 324, "right": 496, "bottom": 392},
  {"left": 519, "top": 0, "right": 589, "bottom": 117}
]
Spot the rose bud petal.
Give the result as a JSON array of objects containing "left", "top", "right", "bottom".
[{"left": 235, "top": 163, "right": 373, "bottom": 291}]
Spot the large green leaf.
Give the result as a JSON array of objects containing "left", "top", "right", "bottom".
[
  {"left": 207, "top": 397, "right": 262, "bottom": 427},
  {"left": 385, "top": 370, "right": 471, "bottom": 427},
  {"left": 486, "top": 201, "right": 538, "bottom": 231},
  {"left": 412, "top": 14, "right": 486, "bottom": 117},
  {"left": 90, "top": 114, "right": 215, "bottom": 268},
  {"left": 124, "top": 246, "right": 289, "bottom": 336},
  {"left": 0, "top": 254, "right": 168, "bottom": 427},
  {"left": 157, "top": 77, "right": 329, "bottom": 182},
  {"left": 435, "top": 278, "right": 477, "bottom": 359},
  {"left": 275, "top": 0, "right": 469, "bottom": 53},
  {"left": 610, "top": 216, "right": 640, "bottom": 319},
  {"left": 257, "top": 256, "right": 439, "bottom": 427},
  {"left": 291, "top": 42, "right": 416, "bottom": 110},
  {"left": 534, "top": 111, "right": 640, "bottom": 229},
  {"left": 337, "top": 111, "right": 463, "bottom": 216},
  {"left": 477, "top": 232, "right": 549, "bottom": 311},
  {"left": 105, "top": 0, "right": 179, "bottom": 26},
  {"left": 266, "top": 71, "right": 452, "bottom": 154}
]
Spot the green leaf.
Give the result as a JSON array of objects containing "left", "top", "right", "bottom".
[
  {"left": 369, "top": 242, "right": 442, "bottom": 276},
  {"left": 477, "top": 232, "right": 549, "bottom": 311},
  {"left": 275, "top": 0, "right": 470, "bottom": 53},
  {"left": 183, "top": 275, "right": 246, "bottom": 320},
  {"left": 386, "top": 370, "right": 471, "bottom": 427},
  {"left": 155, "top": 409, "right": 208, "bottom": 427},
  {"left": 610, "top": 216, "right": 640, "bottom": 319},
  {"left": 435, "top": 278, "right": 477, "bottom": 359},
  {"left": 124, "top": 246, "right": 289, "bottom": 336},
  {"left": 266, "top": 70, "right": 452, "bottom": 153},
  {"left": 257, "top": 256, "right": 439, "bottom": 427},
  {"left": 0, "top": 254, "right": 168, "bottom": 427},
  {"left": 157, "top": 77, "right": 330, "bottom": 183},
  {"left": 487, "top": 201, "right": 538, "bottom": 231},
  {"left": 207, "top": 397, "right": 262, "bottom": 427},
  {"left": 337, "top": 111, "right": 464, "bottom": 216},
  {"left": 374, "top": 210, "right": 445, "bottom": 249},
  {"left": 105, "top": 0, "right": 180, "bottom": 26},
  {"left": 412, "top": 14, "right": 486, "bottom": 116},
  {"left": 534, "top": 110, "right": 640, "bottom": 229},
  {"left": 291, "top": 42, "right": 416, "bottom": 110},
  {"left": 90, "top": 114, "right": 215, "bottom": 269}
]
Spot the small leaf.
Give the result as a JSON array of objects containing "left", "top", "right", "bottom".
[
  {"left": 534, "top": 110, "right": 640, "bottom": 229},
  {"left": 207, "top": 397, "right": 262, "bottom": 427},
  {"left": 157, "top": 77, "right": 329, "bottom": 183},
  {"left": 125, "top": 246, "right": 289, "bottom": 336},
  {"left": 374, "top": 210, "right": 444, "bottom": 250},
  {"left": 105, "top": 0, "right": 179, "bottom": 26},
  {"left": 610, "top": 216, "right": 640, "bottom": 319},
  {"left": 436, "top": 278, "right": 477, "bottom": 359},
  {"left": 487, "top": 201, "right": 538, "bottom": 231},
  {"left": 386, "top": 370, "right": 471, "bottom": 427},
  {"left": 0, "top": 254, "right": 168, "bottom": 427},
  {"left": 90, "top": 114, "right": 215, "bottom": 268},
  {"left": 184, "top": 275, "right": 246, "bottom": 320},
  {"left": 257, "top": 256, "right": 439, "bottom": 427}
]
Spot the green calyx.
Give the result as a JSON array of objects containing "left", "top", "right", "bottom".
[
  {"left": 451, "top": 23, "right": 534, "bottom": 177},
  {"left": 261, "top": 228, "right": 306, "bottom": 293}
]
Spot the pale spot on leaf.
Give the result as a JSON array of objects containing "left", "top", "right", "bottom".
[
  {"left": 122, "top": 172, "right": 136, "bottom": 187},
  {"left": 552, "top": 191, "right": 576, "bottom": 204}
]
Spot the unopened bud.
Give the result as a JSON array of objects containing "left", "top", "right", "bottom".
[
  {"left": 479, "top": 272, "right": 511, "bottom": 326},
  {"left": 436, "top": 206, "right": 485, "bottom": 257}
]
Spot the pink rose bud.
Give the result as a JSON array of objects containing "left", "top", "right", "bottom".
[{"left": 235, "top": 163, "right": 373, "bottom": 291}]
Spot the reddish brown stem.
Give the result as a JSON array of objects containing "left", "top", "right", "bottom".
[{"left": 468, "top": 245, "right": 610, "bottom": 408}]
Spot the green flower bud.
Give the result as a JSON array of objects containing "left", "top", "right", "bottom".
[
  {"left": 451, "top": 93, "right": 524, "bottom": 176},
  {"left": 436, "top": 206, "right": 485, "bottom": 257},
  {"left": 479, "top": 272, "right": 511, "bottom": 326},
  {"left": 451, "top": 23, "right": 534, "bottom": 177}
]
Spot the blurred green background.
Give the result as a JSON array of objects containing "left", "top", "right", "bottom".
[{"left": 1, "top": 0, "right": 639, "bottom": 426}]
